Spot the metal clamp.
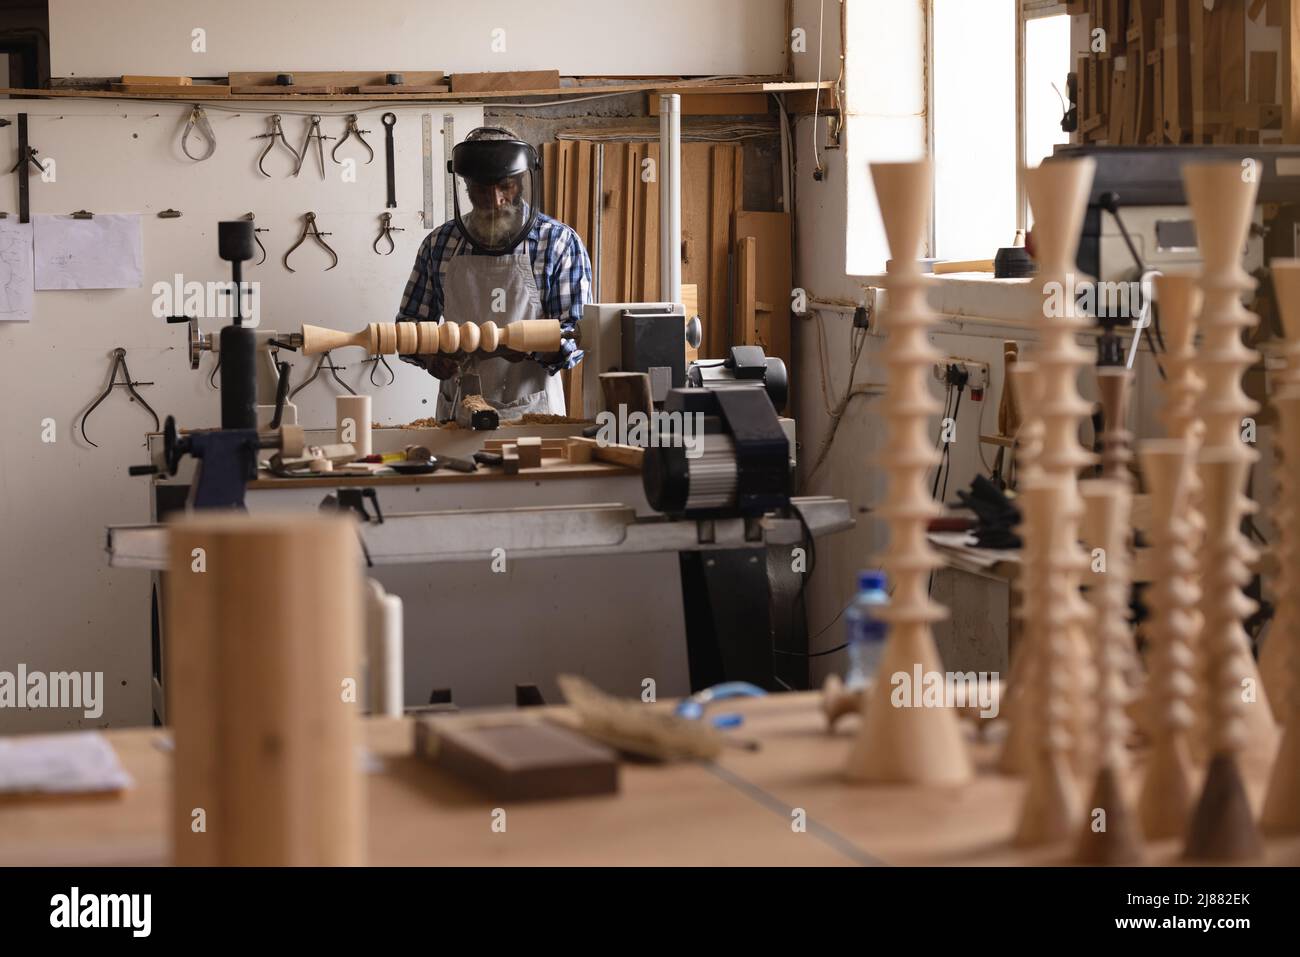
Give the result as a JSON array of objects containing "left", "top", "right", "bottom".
[
  {"left": 80, "top": 348, "right": 160, "bottom": 448},
  {"left": 332, "top": 113, "right": 374, "bottom": 165},
  {"left": 289, "top": 351, "right": 356, "bottom": 399},
  {"left": 373, "top": 211, "right": 404, "bottom": 255},
  {"left": 283, "top": 211, "right": 338, "bottom": 272},
  {"left": 181, "top": 105, "right": 216, "bottom": 161},
  {"left": 254, "top": 114, "right": 299, "bottom": 177},
  {"left": 242, "top": 212, "right": 269, "bottom": 265},
  {"left": 364, "top": 354, "right": 396, "bottom": 387},
  {"left": 294, "top": 114, "right": 334, "bottom": 180}
]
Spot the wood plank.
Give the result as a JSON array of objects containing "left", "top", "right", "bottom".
[
  {"left": 1250, "top": 50, "right": 1278, "bottom": 105},
  {"left": 733, "top": 210, "right": 792, "bottom": 376},
  {"left": 736, "top": 235, "right": 758, "bottom": 347},
  {"left": 575, "top": 141, "right": 593, "bottom": 249},
  {"left": 542, "top": 143, "right": 557, "bottom": 216},
  {"left": 647, "top": 93, "right": 771, "bottom": 115},
  {"left": 229, "top": 70, "right": 445, "bottom": 88},
  {"left": 642, "top": 143, "right": 660, "bottom": 302},
  {"left": 708, "top": 146, "right": 733, "bottom": 358},
  {"left": 1287, "top": 0, "right": 1300, "bottom": 142},
  {"left": 114, "top": 84, "right": 231, "bottom": 96},
  {"left": 682, "top": 283, "right": 700, "bottom": 366},
  {"left": 356, "top": 84, "right": 450, "bottom": 95},
  {"left": 450, "top": 70, "right": 561, "bottom": 93},
  {"left": 1163, "top": 0, "right": 1192, "bottom": 142},
  {"left": 8, "top": 78, "right": 831, "bottom": 104},
  {"left": 121, "top": 74, "right": 190, "bottom": 85}
]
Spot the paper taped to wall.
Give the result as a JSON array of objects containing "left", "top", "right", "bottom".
[
  {"left": 33, "top": 214, "right": 143, "bottom": 290},
  {"left": 0, "top": 220, "right": 34, "bottom": 322}
]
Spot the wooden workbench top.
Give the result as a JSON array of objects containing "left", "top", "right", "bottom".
[
  {"left": 248, "top": 458, "right": 635, "bottom": 490},
  {"left": 3, "top": 694, "right": 1298, "bottom": 866}
]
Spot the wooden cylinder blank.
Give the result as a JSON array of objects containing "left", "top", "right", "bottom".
[
  {"left": 166, "top": 513, "right": 364, "bottom": 866},
  {"left": 337, "top": 394, "right": 372, "bottom": 457}
]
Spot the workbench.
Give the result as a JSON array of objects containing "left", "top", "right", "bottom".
[
  {"left": 4, "top": 693, "right": 1298, "bottom": 867},
  {"left": 134, "top": 425, "right": 689, "bottom": 721},
  {"left": 128, "top": 425, "right": 842, "bottom": 722}
]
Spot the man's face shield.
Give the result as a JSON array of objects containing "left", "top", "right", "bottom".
[{"left": 450, "top": 138, "right": 539, "bottom": 254}]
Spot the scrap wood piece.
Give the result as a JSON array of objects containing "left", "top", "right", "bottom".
[
  {"left": 515, "top": 436, "right": 543, "bottom": 469},
  {"left": 556, "top": 674, "right": 723, "bottom": 762},
  {"left": 415, "top": 719, "right": 618, "bottom": 801},
  {"left": 450, "top": 70, "right": 561, "bottom": 94}
]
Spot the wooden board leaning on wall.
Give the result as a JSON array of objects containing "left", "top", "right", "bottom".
[
  {"left": 543, "top": 140, "right": 760, "bottom": 414},
  {"left": 1071, "top": 0, "right": 1293, "bottom": 145}
]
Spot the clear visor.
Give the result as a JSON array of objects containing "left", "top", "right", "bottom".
[{"left": 455, "top": 173, "right": 533, "bottom": 254}]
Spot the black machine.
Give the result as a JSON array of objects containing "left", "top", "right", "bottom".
[
  {"left": 134, "top": 220, "right": 296, "bottom": 509},
  {"left": 1053, "top": 143, "right": 1300, "bottom": 287},
  {"left": 642, "top": 385, "right": 790, "bottom": 518},
  {"left": 638, "top": 350, "right": 806, "bottom": 694}
]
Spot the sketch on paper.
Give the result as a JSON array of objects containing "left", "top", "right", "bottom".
[
  {"left": 0, "top": 221, "right": 34, "bottom": 322},
  {"left": 33, "top": 214, "right": 143, "bottom": 291}
]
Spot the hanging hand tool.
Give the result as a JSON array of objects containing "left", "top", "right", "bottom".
[
  {"left": 283, "top": 211, "right": 338, "bottom": 272},
  {"left": 289, "top": 351, "right": 356, "bottom": 400},
  {"left": 364, "top": 354, "right": 396, "bottom": 387},
  {"left": 80, "top": 348, "right": 160, "bottom": 448},
  {"left": 254, "top": 114, "right": 299, "bottom": 177},
  {"left": 382, "top": 112, "right": 397, "bottom": 208},
  {"left": 180, "top": 104, "right": 216, "bottom": 161},
  {"left": 294, "top": 114, "right": 334, "bottom": 180},
  {"left": 242, "top": 212, "right": 269, "bottom": 265},
  {"left": 332, "top": 113, "right": 374, "bottom": 165},
  {"left": 373, "top": 211, "right": 404, "bottom": 255},
  {"left": 12, "top": 113, "right": 42, "bottom": 223}
]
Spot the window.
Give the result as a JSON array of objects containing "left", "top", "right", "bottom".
[{"left": 931, "top": 0, "right": 1017, "bottom": 261}]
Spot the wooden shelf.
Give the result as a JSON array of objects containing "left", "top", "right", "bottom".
[{"left": 0, "top": 78, "right": 834, "bottom": 105}]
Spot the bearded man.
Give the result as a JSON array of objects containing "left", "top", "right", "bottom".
[{"left": 395, "top": 126, "right": 592, "bottom": 423}]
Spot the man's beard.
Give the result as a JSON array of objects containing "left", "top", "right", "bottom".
[{"left": 464, "top": 204, "right": 525, "bottom": 248}]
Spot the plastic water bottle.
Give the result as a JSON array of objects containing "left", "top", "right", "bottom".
[{"left": 844, "top": 570, "right": 889, "bottom": 689}]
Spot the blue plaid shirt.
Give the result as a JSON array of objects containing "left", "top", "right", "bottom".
[{"left": 396, "top": 209, "right": 590, "bottom": 373}]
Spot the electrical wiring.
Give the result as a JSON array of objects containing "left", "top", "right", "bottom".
[
  {"left": 811, "top": 0, "right": 825, "bottom": 177},
  {"left": 806, "top": 309, "right": 879, "bottom": 482}
]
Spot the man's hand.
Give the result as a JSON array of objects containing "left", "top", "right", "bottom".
[{"left": 409, "top": 354, "right": 460, "bottom": 379}]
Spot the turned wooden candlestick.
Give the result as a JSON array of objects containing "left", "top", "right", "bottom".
[
  {"left": 1015, "top": 476, "right": 1082, "bottom": 847},
  {"left": 1136, "top": 439, "right": 1202, "bottom": 841},
  {"left": 1096, "top": 366, "right": 1134, "bottom": 488},
  {"left": 996, "top": 361, "right": 1044, "bottom": 777},
  {"left": 1183, "top": 450, "right": 1265, "bottom": 862},
  {"left": 1002, "top": 158, "right": 1099, "bottom": 784},
  {"left": 301, "top": 318, "right": 563, "bottom": 357},
  {"left": 1261, "top": 260, "right": 1300, "bottom": 834},
  {"left": 1183, "top": 162, "right": 1277, "bottom": 768},
  {"left": 1260, "top": 259, "right": 1300, "bottom": 725},
  {"left": 1075, "top": 478, "right": 1144, "bottom": 865},
  {"left": 843, "top": 160, "right": 972, "bottom": 786}
]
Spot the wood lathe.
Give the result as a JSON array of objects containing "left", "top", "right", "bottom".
[{"left": 300, "top": 319, "right": 572, "bottom": 357}]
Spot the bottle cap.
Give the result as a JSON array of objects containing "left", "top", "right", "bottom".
[{"left": 857, "top": 570, "right": 887, "bottom": 592}]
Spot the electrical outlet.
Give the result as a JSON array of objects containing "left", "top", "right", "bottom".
[
  {"left": 934, "top": 358, "right": 989, "bottom": 392},
  {"left": 960, "top": 360, "right": 989, "bottom": 392}
]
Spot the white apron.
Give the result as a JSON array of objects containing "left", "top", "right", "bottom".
[{"left": 435, "top": 246, "right": 567, "bottom": 425}]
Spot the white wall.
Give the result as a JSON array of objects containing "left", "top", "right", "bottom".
[
  {"left": 49, "top": 0, "right": 786, "bottom": 78},
  {"left": 0, "top": 97, "right": 482, "bottom": 731}
]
